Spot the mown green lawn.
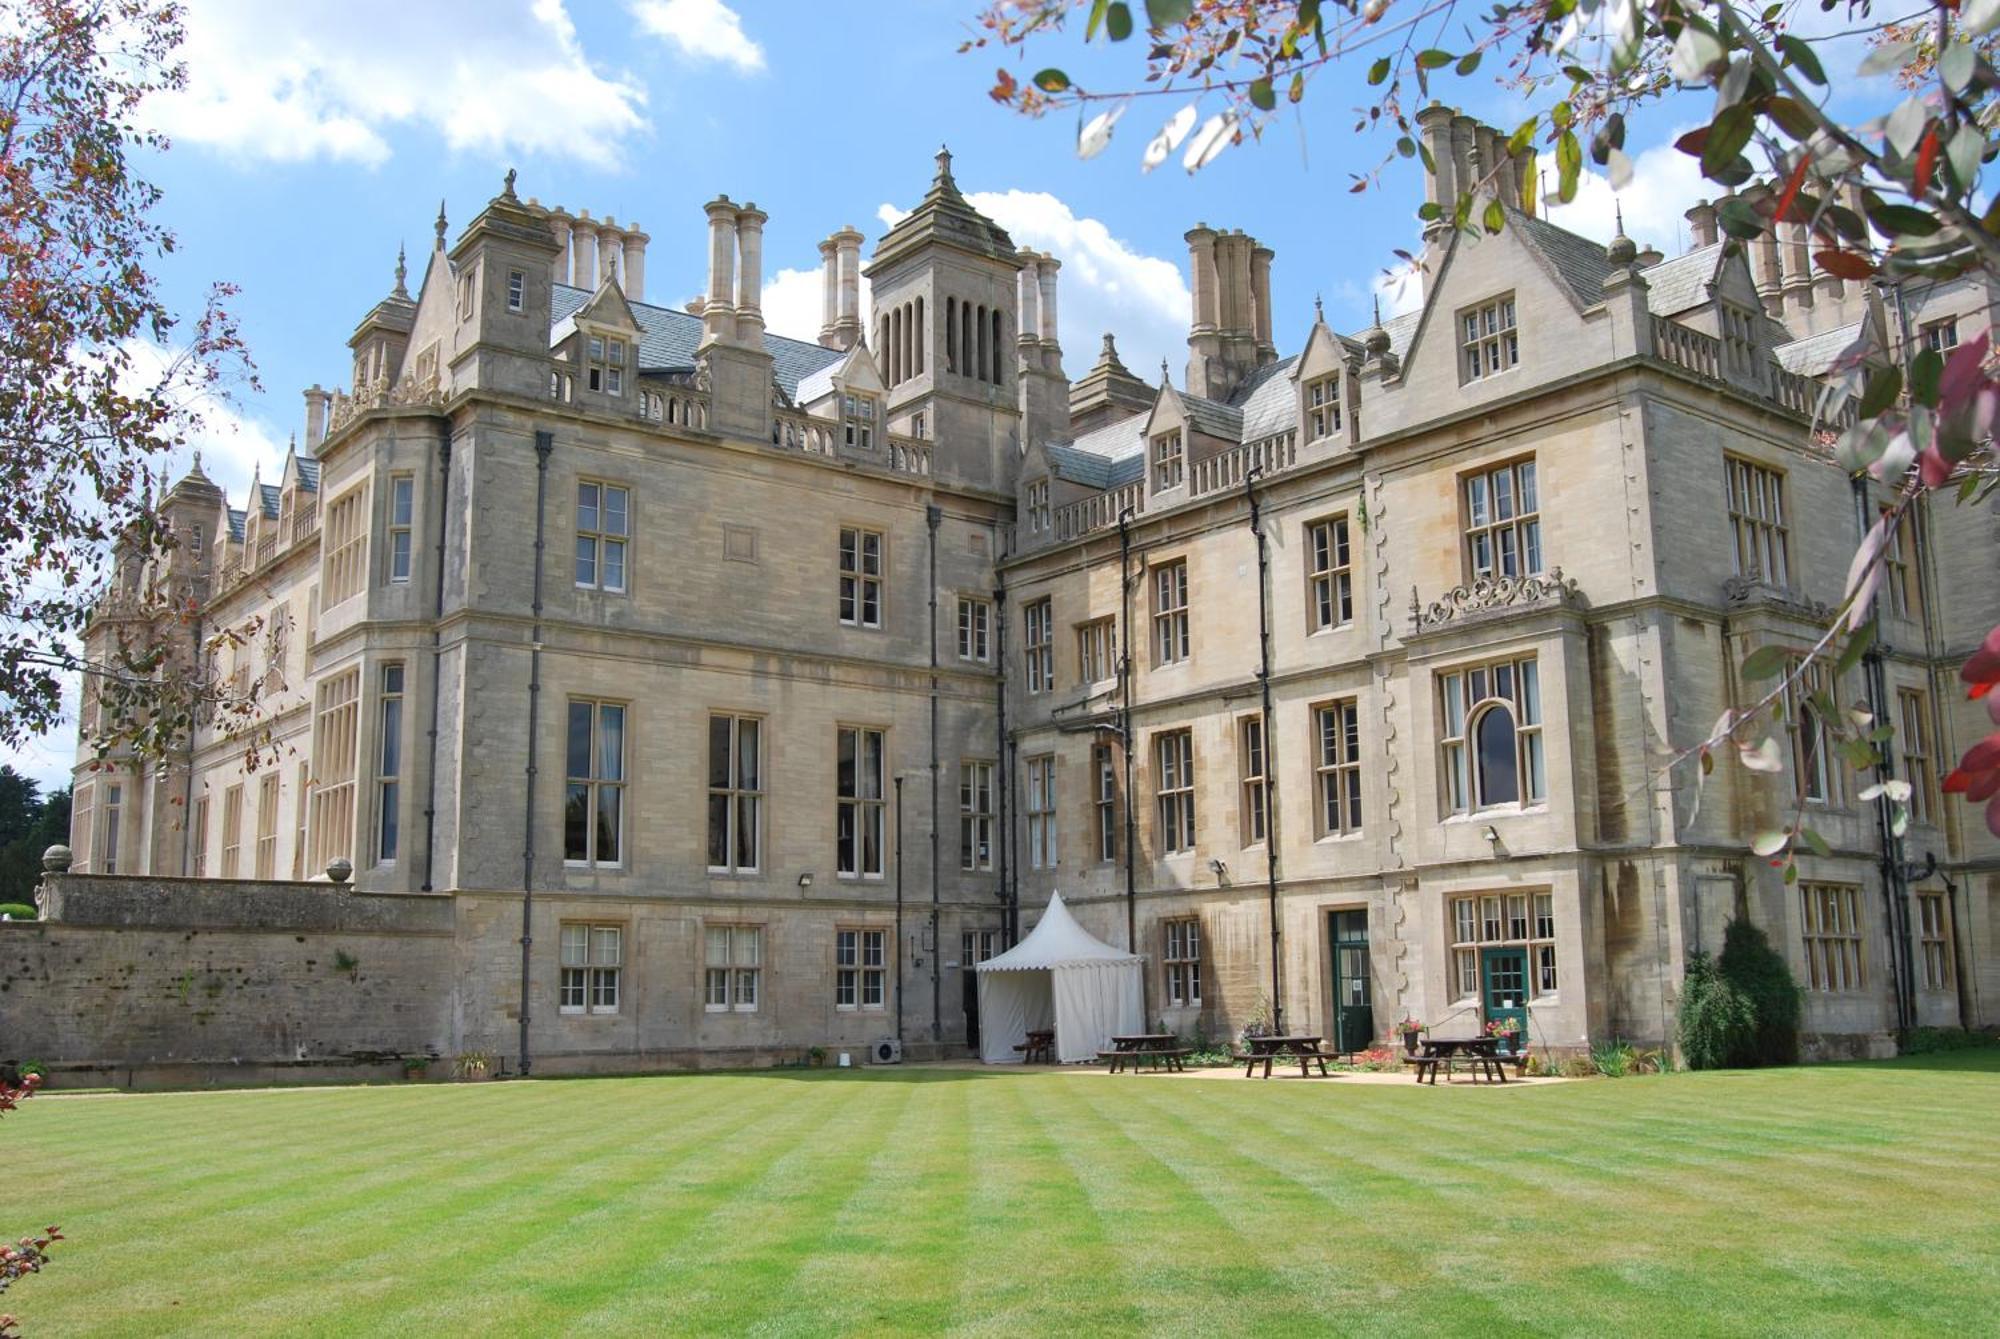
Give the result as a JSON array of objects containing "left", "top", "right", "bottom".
[{"left": 6, "top": 1053, "right": 1998, "bottom": 1336}]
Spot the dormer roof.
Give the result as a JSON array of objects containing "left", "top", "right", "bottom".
[{"left": 550, "top": 283, "right": 842, "bottom": 399}]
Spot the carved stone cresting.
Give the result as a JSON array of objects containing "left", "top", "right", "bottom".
[
  {"left": 1721, "top": 576, "right": 1834, "bottom": 623},
  {"left": 1411, "top": 567, "right": 1580, "bottom": 631}
]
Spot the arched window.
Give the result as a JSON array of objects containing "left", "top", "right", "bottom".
[
  {"left": 991, "top": 308, "right": 1004, "bottom": 384},
  {"left": 961, "top": 302, "right": 975, "bottom": 380},
  {"left": 945, "top": 296, "right": 957, "bottom": 373},
  {"left": 1440, "top": 657, "right": 1543, "bottom": 813},
  {"left": 1472, "top": 705, "right": 1519, "bottom": 807},
  {"left": 914, "top": 297, "right": 925, "bottom": 376}
]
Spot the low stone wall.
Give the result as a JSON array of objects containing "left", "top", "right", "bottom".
[{"left": 1, "top": 874, "right": 455, "bottom": 1085}]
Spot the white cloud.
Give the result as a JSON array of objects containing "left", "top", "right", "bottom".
[
  {"left": 871, "top": 190, "right": 1192, "bottom": 385},
  {"left": 629, "top": 0, "right": 765, "bottom": 73},
  {"left": 149, "top": 0, "right": 649, "bottom": 167},
  {"left": 1542, "top": 135, "right": 1714, "bottom": 255},
  {"left": 760, "top": 264, "right": 872, "bottom": 349}
]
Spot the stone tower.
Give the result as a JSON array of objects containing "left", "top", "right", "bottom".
[{"left": 864, "top": 148, "right": 1026, "bottom": 492}]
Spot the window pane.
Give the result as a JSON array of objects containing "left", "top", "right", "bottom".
[
  {"left": 577, "top": 483, "right": 598, "bottom": 532},
  {"left": 707, "top": 794, "right": 730, "bottom": 866},
  {"left": 595, "top": 785, "right": 620, "bottom": 863},
  {"left": 603, "top": 539, "right": 625, "bottom": 591},
  {"left": 575, "top": 535, "right": 597, "bottom": 586},
  {"left": 738, "top": 719, "right": 760, "bottom": 790},
  {"left": 604, "top": 487, "right": 628, "bottom": 536},
  {"left": 1475, "top": 708, "right": 1519, "bottom": 805},
  {"left": 565, "top": 783, "right": 590, "bottom": 861},
  {"left": 567, "top": 703, "right": 593, "bottom": 779},
  {"left": 710, "top": 717, "right": 733, "bottom": 789},
  {"left": 598, "top": 706, "right": 624, "bottom": 781}
]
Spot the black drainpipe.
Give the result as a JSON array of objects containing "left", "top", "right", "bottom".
[
  {"left": 1117, "top": 509, "right": 1140, "bottom": 1008},
  {"left": 1246, "top": 468, "right": 1283, "bottom": 1033},
  {"left": 994, "top": 575, "right": 1014, "bottom": 945},
  {"left": 519, "top": 429, "right": 553, "bottom": 1077},
  {"left": 1850, "top": 476, "right": 1913, "bottom": 1040},
  {"left": 421, "top": 419, "right": 453, "bottom": 892},
  {"left": 927, "top": 503, "right": 942, "bottom": 1045}
]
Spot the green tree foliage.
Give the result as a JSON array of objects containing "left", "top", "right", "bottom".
[
  {"left": 0, "top": 0, "right": 258, "bottom": 759},
  {"left": 1718, "top": 918, "right": 1803, "bottom": 1067},
  {"left": 1677, "top": 949, "right": 1754, "bottom": 1070},
  {"left": 0, "top": 768, "right": 68, "bottom": 908}
]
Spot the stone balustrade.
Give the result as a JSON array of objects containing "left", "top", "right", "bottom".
[
  {"left": 1190, "top": 430, "right": 1299, "bottom": 499},
  {"left": 1053, "top": 480, "right": 1144, "bottom": 542}
]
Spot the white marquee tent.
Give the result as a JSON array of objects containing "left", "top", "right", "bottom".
[{"left": 975, "top": 892, "right": 1145, "bottom": 1064}]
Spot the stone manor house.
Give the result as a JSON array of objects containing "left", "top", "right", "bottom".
[{"left": 12, "top": 107, "right": 1997, "bottom": 1080}]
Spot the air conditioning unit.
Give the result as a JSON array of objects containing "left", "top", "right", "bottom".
[{"left": 870, "top": 1038, "right": 903, "bottom": 1065}]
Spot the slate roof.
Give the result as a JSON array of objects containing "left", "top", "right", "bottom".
[
  {"left": 1642, "top": 243, "right": 1723, "bottom": 317},
  {"left": 551, "top": 283, "right": 844, "bottom": 399},
  {"left": 295, "top": 458, "right": 320, "bottom": 493},
  {"left": 1045, "top": 413, "right": 1147, "bottom": 488},
  {"left": 1178, "top": 390, "right": 1244, "bottom": 441},
  {"left": 1231, "top": 355, "right": 1300, "bottom": 442},
  {"left": 1513, "top": 210, "right": 1611, "bottom": 308},
  {"left": 257, "top": 483, "right": 281, "bottom": 519},
  {"left": 794, "top": 361, "right": 840, "bottom": 407},
  {"left": 1775, "top": 321, "right": 1869, "bottom": 376},
  {"left": 226, "top": 508, "right": 246, "bottom": 543}
]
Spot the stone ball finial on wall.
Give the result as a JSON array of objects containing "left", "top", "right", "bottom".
[
  {"left": 326, "top": 858, "right": 353, "bottom": 885},
  {"left": 42, "top": 844, "right": 72, "bottom": 873}
]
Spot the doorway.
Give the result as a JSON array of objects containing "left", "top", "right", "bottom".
[
  {"left": 1480, "top": 946, "right": 1528, "bottom": 1038},
  {"left": 1329, "top": 909, "right": 1375, "bottom": 1053}
]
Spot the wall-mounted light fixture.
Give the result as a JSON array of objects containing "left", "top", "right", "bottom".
[{"left": 797, "top": 872, "right": 814, "bottom": 889}]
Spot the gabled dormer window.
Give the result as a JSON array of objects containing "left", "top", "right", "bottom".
[
  {"left": 1025, "top": 478, "right": 1050, "bottom": 534},
  {"left": 1151, "top": 430, "right": 1184, "bottom": 491},
  {"left": 1721, "top": 304, "right": 1757, "bottom": 375},
  {"left": 843, "top": 393, "right": 877, "bottom": 448},
  {"left": 1305, "top": 375, "right": 1342, "bottom": 440},
  {"left": 587, "top": 336, "right": 626, "bottom": 396},
  {"left": 1460, "top": 295, "right": 1518, "bottom": 382}
]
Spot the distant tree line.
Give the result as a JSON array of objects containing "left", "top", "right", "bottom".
[{"left": 0, "top": 768, "right": 69, "bottom": 916}]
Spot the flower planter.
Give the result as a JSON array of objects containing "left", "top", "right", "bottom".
[{"left": 1401, "top": 1030, "right": 1422, "bottom": 1055}]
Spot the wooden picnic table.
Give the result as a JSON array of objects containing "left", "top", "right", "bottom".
[
  {"left": 1405, "top": 1035, "right": 1509, "bottom": 1084},
  {"left": 1241, "top": 1034, "right": 1333, "bottom": 1079},
  {"left": 1013, "top": 1029, "right": 1055, "bottom": 1064},
  {"left": 1101, "top": 1033, "right": 1188, "bottom": 1073}
]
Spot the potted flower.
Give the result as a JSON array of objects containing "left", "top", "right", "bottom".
[
  {"left": 453, "top": 1050, "right": 493, "bottom": 1082},
  {"left": 1396, "top": 1015, "right": 1426, "bottom": 1054},
  {"left": 402, "top": 1056, "right": 430, "bottom": 1082},
  {"left": 1484, "top": 1018, "right": 1523, "bottom": 1053}
]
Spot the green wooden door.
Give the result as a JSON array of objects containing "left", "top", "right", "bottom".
[
  {"left": 1481, "top": 947, "right": 1528, "bottom": 1048},
  {"left": 1330, "top": 910, "right": 1374, "bottom": 1053}
]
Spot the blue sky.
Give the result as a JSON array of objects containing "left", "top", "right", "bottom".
[{"left": 8, "top": 0, "right": 1896, "bottom": 788}]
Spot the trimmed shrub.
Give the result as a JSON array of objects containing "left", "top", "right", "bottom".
[
  {"left": 1718, "top": 919, "right": 1802, "bottom": 1067},
  {"left": 1904, "top": 1027, "right": 1998, "bottom": 1055},
  {"left": 1678, "top": 950, "right": 1755, "bottom": 1070},
  {"left": 0, "top": 903, "right": 35, "bottom": 920}
]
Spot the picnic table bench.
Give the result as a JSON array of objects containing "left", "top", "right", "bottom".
[
  {"left": 1240, "top": 1035, "right": 1337, "bottom": 1079},
  {"left": 1406, "top": 1036, "right": 1512, "bottom": 1084},
  {"left": 1013, "top": 1029, "right": 1055, "bottom": 1064},
  {"left": 1099, "top": 1034, "right": 1189, "bottom": 1073}
]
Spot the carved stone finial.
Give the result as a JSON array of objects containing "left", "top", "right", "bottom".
[
  {"left": 41, "top": 844, "right": 71, "bottom": 873},
  {"left": 1100, "top": 332, "right": 1117, "bottom": 360},
  {"left": 1314, "top": 293, "right": 1324, "bottom": 323},
  {"left": 435, "top": 199, "right": 448, "bottom": 245},
  {"left": 192, "top": 450, "right": 203, "bottom": 473},
  {"left": 1159, "top": 358, "right": 1171, "bottom": 387},
  {"left": 503, "top": 167, "right": 518, "bottom": 200},
  {"left": 934, "top": 144, "right": 954, "bottom": 187},
  {"left": 393, "top": 241, "right": 408, "bottom": 297},
  {"left": 326, "top": 857, "right": 353, "bottom": 884}
]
